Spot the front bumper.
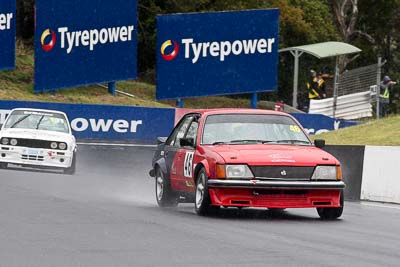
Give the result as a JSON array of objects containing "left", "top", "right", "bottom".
[
  {"left": 208, "top": 179, "right": 345, "bottom": 190},
  {"left": 0, "top": 145, "right": 73, "bottom": 169},
  {"left": 207, "top": 179, "right": 345, "bottom": 208}
]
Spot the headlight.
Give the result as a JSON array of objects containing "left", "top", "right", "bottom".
[
  {"left": 311, "top": 166, "right": 337, "bottom": 180},
  {"left": 1, "top": 138, "right": 9, "bottom": 145},
  {"left": 50, "top": 142, "right": 58, "bottom": 149},
  {"left": 58, "top": 143, "right": 67, "bottom": 150},
  {"left": 217, "top": 164, "right": 254, "bottom": 179},
  {"left": 10, "top": 138, "right": 18, "bottom": 146}
]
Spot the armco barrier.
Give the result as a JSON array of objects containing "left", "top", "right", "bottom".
[
  {"left": 309, "top": 91, "right": 373, "bottom": 120},
  {"left": 361, "top": 146, "right": 400, "bottom": 204},
  {"left": 323, "top": 146, "right": 365, "bottom": 201},
  {"left": 0, "top": 100, "right": 174, "bottom": 143}
]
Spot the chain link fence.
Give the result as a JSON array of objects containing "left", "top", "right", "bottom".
[{"left": 338, "top": 64, "right": 378, "bottom": 96}]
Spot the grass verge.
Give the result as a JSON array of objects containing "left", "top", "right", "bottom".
[{"left": 313, "top": 115, "right": 400, "bottom": 146}]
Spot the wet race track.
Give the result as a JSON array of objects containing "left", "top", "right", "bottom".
[{"left": 1, "top": 145, "right": 400, "bottom": 267}]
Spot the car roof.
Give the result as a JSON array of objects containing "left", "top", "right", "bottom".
[
  {"left": 186, "top": 108, "right": 290, "bottom": 117},
  {"left": 10, "top": 108, "right": 67, "bottom": 116}
]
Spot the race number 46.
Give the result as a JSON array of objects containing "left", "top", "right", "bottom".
[{"left": 184, "top": 152, "right": 194, "bottom": 178}]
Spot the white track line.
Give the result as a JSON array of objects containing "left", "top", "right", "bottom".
[
  {"left": 361, "top": 202, "right": 400, "bottom": 210},
  {"left": 77, "top": 142, "right": 156, "bottom": 148}
]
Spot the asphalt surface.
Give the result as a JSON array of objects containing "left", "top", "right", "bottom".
[{"left": 0, "top": 145, "right": 400, "bottom": 267}]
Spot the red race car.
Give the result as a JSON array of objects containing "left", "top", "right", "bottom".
[{"left": 149, "top": 109, "right": 345, "bottom": 219}]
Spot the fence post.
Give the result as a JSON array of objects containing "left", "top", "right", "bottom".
[
  {"left": 376, "top": 57, "right": 382, "bottom": 119},
  {"left": 176, "top": 99, "right": 183, "bottom": 108},
  {"left": 251, "top": 93, "right": 258, "bottom": 109},
  {"left": 332, "top": 57, "right": 340, "bottom": 118},
  {"left": 108, "top": 82, "right": 116, "bottom": 96}
]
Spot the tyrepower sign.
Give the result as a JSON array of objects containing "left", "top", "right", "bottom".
[
  {"left": 156, "top": 9, "right": 280, "bottom": 100},
  {"left": 0, "top": 0, "right": 16, "bottom": 71},
  {"left": 34, "top": 0, "right": 137, "bottom": 93},
  {"left": 0, "top": 100, "right": 175, "bottom": 143}
]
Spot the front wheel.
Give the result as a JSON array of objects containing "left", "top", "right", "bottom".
[
  {"left": 0, "top": 162, "right": 7, "bottom": 169},
  {"left": 317, "top": 190, "right": 344, "bottom": 220},
  {"left": 195, "top": 168, "right": 218, "bottom": 215},
  {"left": 155, "top": 167, "right": 178, "bottom": 208},
  {"left": 64, "top": 152, "right": 76, "bottom": 175}
]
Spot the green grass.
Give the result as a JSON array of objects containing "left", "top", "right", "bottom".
[
  {"left": 313, "top": 115, "right": 400, "bottom": 146},
  {"left": 0, "top": 44, "right": 252, "bottom": 109}
]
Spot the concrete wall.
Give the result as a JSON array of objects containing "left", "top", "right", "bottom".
[
  {"left": 324, "top": 146, "right": 365, "bottom": 201},
  {"left": 361, "top": 146, "right": 400, "bottom": 204}
]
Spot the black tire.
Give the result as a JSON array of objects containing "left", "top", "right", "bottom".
[
  {"left": 63, "top": 152, "right": 76, "bottom": 175},
  {"left": 317, "top": 190, "right": 344, "bottom": 220},
  {"left": 0, "top": 162, "right": 7, "bottom": 169},
  {"left": 195, "top": 168, "right": 219, "bottom": 216},
  {"left": 155, "top": 167, "right": 178, "bottom": 208}
]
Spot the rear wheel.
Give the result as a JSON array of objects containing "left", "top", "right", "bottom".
[
  {"left": 317, "top": 190, "right": 344, "bottom": 220},
  {"left": 64, "top": 153, "right": 76, "bottom": 175},
  {"left": 195, "top": 168, "right": 218, "bottom": 215},
  {"left": 155, "top": 167, "right": 178, "bottom": 208}
]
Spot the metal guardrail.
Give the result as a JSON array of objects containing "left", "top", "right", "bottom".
[{"left": 309, "top": 91, "right": 373, "bottom": 120}]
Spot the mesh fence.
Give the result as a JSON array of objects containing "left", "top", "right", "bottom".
[{"left": 338, "top": 64, "right": 378, "bottom": 96}]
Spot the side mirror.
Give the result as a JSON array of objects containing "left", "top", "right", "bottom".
[
  {"left": 314, "top": 139, "right": 326, "bottom": 148},
  {"left": 180, "top": 138, "right": 195, "bottom": 147},
  {"left": 157, "top": 137, "right": 167, "bottom": 145},
  {"left": 0, "top": 123, "right": 3, "bottom": 130}
]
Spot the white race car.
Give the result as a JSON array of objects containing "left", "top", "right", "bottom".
[{"left": 0, "top": 108, "right": 77, "bottom": 174}]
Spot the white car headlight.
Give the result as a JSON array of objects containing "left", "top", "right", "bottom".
[
  {"left": 50, "top": 142, "right": 58, "bottom": 149},
  {"left": 225, "top": 165, "right": 254, "bottom": 179},
  {"left": 311, "top": 166, "right": 337, "bottom": 180},
  {"left": 1, "top": 138, "right": 9, "bottom": 145},
  {"left": 58, "top": 143, "right": 67, "bottom": 150},
  {"left": 10, "top": 139, "right": 18, "bottom": 146}
]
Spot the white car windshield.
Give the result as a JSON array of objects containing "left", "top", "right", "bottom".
[
  {"left": 4, "top": 110, "right": 70, "bottom": 134},
  {"left": 202, "top": 114, "right": 311, "bottom": 145}
]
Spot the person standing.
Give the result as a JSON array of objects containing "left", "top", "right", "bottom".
[
  {"left": 316, "top": 72, "right": 327, "bottom": 99},
  {"left": 306, "top": 70, "right": 326, "bottom": 112},
  {"left": 379, "top": 75, "right": 396, "bottom": 117}
]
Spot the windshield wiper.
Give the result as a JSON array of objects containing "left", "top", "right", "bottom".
[
  {"left": 230, "top": 139, "right": 271, "bottom": 144},
  {"left": 275, "top": 139, "right": 311, "bottom": 145},
  {"left": 36, "top": 115, "right": 45, "bottom": 130},
  {"left": 10, "top": 114, "right": 31, "bottom": 128},
  {"left": 212, "top": 141, "right": 227, "bottom": 145}
]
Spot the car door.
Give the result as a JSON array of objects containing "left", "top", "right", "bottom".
[
  {"left": 175, "top": 119, "right": 199, "bottom": 192},
  {"left": 163, "top": 115, "right": 193, "bottom": 190}
]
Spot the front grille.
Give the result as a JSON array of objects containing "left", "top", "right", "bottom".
[
  {"left": 15, "top": 139, "right": 53, "bottom": 149},
  {"left": 250, "top": 166, "right": 314, "bottom": 180},
  {"left": 21, "top": 154, "right": 44, "bottom": 161}
]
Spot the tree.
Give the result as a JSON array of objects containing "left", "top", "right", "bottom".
[{"left": 331, "top": 0, "right": 374, "bottom": 70}]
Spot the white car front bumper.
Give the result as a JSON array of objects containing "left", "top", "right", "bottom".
[{"left": 0, "top": 145, "right": 74, "bottom": 169}]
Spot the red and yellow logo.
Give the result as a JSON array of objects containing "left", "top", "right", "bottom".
[
  {"left": 41, "top": 29, "right": 56, "bottom": 52},
  {"left": 161, "top": 40, "right": 179, "bottom": 61}
]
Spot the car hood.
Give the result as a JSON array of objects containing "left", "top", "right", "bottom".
[
  {"left": 0, "top": 128, "right": 75, "bottom": 144},
  {"left": 208, "top": 144, "right": 338, "bottom": 166}
]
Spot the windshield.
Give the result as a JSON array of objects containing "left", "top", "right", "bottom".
[
  {"left": 202, "top": 114, "right": 311, "bottom": 145},
  {"left": 4, "top": 110, "right": 70, "bottom": 133}
]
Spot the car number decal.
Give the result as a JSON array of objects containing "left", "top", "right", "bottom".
[
  {"left": 289, "top": 125, "right": 301, "bottom": 133},
  {"left": 183, "top": 151, "right": 194, "bottom": 178}
]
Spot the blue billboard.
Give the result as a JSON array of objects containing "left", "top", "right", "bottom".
[
  {"left": 291, "top": 113, "right": 359, "bottom": 135},
  {"left": 0, "top": 0, "right": 16, "bottom": 71},
  {"left": 156, "top": 9, "right": 280, "bottom": 100},
  {"left": 34, "top": 0, "right": 137, "bottom": 93},
  {"left": 0, "top": 100, "right": 175, "bottom": 143}
]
